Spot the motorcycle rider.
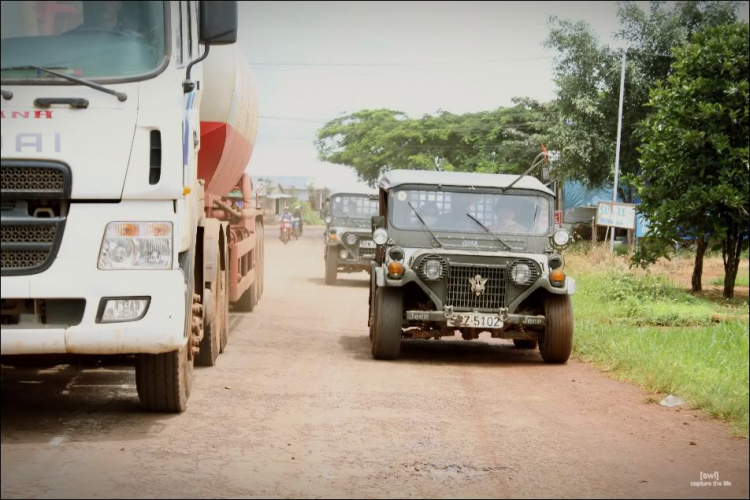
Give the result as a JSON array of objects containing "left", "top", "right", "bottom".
[
  {"left": 280, "top": 206, "right": 293, "bottom": 240},
  {"left": 292, "top": 204, "right": 304, "bottom": 235}
]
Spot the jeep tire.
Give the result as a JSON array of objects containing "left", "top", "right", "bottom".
[
  {"left": 325, "top": 247, "right": 338, "bottom": 285},
  {"left": 539, "top": 294, "right": 574, "bottom": 363},
  {"left": 371, "top": 287, "right": 403, "bottom": 360}
]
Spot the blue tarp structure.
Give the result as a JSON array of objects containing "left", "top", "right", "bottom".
[{"left": 562, "top": 181, "right": 650, "bottom": 237}]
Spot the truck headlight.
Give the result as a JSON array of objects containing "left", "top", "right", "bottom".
[
  {"left": 98, "top": 222, "right": 173, "bottom": 270},
  {"left": 97, "top": 298, "right": 150, "bottom": 323}
]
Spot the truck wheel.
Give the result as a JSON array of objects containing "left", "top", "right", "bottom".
[
  {"left": 135, "top": 341, "right": 193, "bottom": 412},
  {"left": 219, "top": 270, "right": 229, "bottom": 353},
  {"left": 233, "top": 283, "right": 255, "bottom": 312},
  {"left": 539, "top": 295, "right": 574, "bottom": 364},
  {"left": 513, "top": 339, "right": 538, "bottom": 349},
  {"left": 325, "top": 247, "right": 338, "bottom": 285},
  {"left": 197, "top": 266, "right": 223, "bottom": 366},
  {"left": 371, "top": 287, "right": 403, "bottom": 360},
  {"left": 258, "top": 224, "right": 265, "bottom": 298}
]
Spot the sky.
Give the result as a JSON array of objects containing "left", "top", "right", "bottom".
[{"left": 237, "top": 1, "right": 749, "bottom": 191}]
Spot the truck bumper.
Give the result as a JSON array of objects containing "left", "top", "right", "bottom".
[
  {"left": 1, "top": 201, "right": 186, "bottom": 356},
  {"left": 1, "top": 268, "right": 186, "bottom": 356}
]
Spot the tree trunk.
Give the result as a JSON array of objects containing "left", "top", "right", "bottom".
[
  {"left": 722, "top": 223, "right": 743, "bottom": 299},
  {"left": 692, "top": 237, "right": 707, "bottom": 292}
]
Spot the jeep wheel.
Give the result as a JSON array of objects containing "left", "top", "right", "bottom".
[
  {"left": 135, "top": 341, "right": 193, "bottom": 412},
  {"left": 513, "top": 339, "right": 538, "bottom": 349},
  {"left": 325, "top": 247, "right": 338, "bottom": 285},
  {"left": 371, "top": 287, "right": 403, "bottom": 360},
  {"left": 539, "top": 295, "right": 574, "bottom": 363}
]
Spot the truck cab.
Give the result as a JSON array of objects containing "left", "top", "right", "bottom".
[
  {"left": 0, "top": 1, "right": 255, "bottom": 412},
  {"left": 368, "top": 170, "right": 576, "bottom": 363}
]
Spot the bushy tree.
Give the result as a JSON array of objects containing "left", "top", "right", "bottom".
[
  {"left": 632, "top": 24, "right": 749, "bottom": 299},
  {"left": 545, "top": 1, "right": 741, "bottom": 200},
  {"left": 315, "top": 100, "right": 555, "bottom": 187}
]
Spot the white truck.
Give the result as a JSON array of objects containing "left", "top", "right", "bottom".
[{"left": 0, "top": 1, "right": 265, "bottom": 412}]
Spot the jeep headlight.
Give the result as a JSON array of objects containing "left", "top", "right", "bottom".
[
  {"left": 98, "top": 222, "right": 173, "bottom": 270},
  {"left": 345, "top": 233, "right": 358, "bottom": 245},
  {"left": 510, "top": 260, "right": 538, "bottom": 287},
  {"left": 372, "top": 228, "right": 388, "bottom": 246},
  {"left": 324, "top": 215, "right": 332, "bottom": 224},
  {"left": 552, "top": 228, "right": 571, "bottom": 249},
  {"left": 422, "top": 259, "right": 443, "bottom": 281}
]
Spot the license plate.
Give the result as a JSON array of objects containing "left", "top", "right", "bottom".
[
  {"left": 448, "top": 313, "right": 503, "bottom": 329},
  {"left": 359, "top": 240, "right": 376, "bottom": 248}
]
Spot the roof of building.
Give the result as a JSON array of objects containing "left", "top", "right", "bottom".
[{"left": 379, "top": 170, "right": 554, "bottom": 195}]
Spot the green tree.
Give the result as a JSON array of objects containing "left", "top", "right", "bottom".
[
  {"left": 545, "top": 1, "right": 741, "bottom": 200},
  {"left": 315, "top": 100, "right": 555, "bottom": 186},
  {"left": 632, "top": 24, "right": 749, "bottom": 299}
]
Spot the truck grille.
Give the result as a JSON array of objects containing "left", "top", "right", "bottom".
[
  {"left": 1, "top": 166, "right": 65, "bottom": 194},
  {"left": 446, "top": 264, "right": 507, "bottom": 310},
  {"left": 1, "top": 162, "right": 70, "bottom": 276}
]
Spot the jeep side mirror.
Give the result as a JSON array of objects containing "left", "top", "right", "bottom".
[
  {"left": 200, "top": 1, "right": 238, "bottom": 45},
  {"left": 371, "top": 216, "right": 385, "bottom": 232}
]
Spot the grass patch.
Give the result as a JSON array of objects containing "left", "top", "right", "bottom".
[
  {"left": 566, "top": 247, "right": 749, "bottom": 435},
  {"left": 709, "top": 274, "right": 750, "bottom": 287}
]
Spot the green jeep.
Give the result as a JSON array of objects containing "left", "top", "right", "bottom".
[
  {"left": 322, "top": 190, "right": 380, "bottom": 285},
  {"left": 368, "top": 170, "right": 576, "bottom": 363}
]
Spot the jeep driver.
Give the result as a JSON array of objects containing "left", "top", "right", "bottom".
[{"left": 368, "top": 170, "right": 575, "bottom": 363}]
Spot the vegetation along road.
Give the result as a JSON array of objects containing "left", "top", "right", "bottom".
[{"left": 1, "top": 229, "right": 748, "bottom": 498}]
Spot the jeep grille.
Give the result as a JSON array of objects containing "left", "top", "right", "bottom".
[{"left": 446, "top": 264, "right": 507, "bottom": 310}]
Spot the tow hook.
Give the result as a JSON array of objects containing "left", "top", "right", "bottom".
[
  {"left": 443, "top": 305, "right": 454, "bottom": 320},
  {"left": 499, "top": 307, "right": 509, "bottom": 322}
]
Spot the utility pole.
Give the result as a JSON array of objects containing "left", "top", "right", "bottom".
[{"left": 611, "top": 50, "right": 626, "bottom": 253}]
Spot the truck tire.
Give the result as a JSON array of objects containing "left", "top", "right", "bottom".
[
  {"left": 258, "top": 224, "right": 265, "bottom": 299},
  {"left": 325, "top": 247, "right": 338, "bottom": 285},
  {"left": 371, "top": 287, "right": 403, "bottom": 360},
  {"left": 219, "top": 270, "right": 229, "bottom": 353},
  {"left": 233, "top": 283, "right": 255, "bottom": 312},
  {"left": 196, "top": 265, "right": 222, "bottom": 366},
  {"left": 135, "top": 342, "right": 193, "bottom": 412},
  {"left": 539, "top": 294, "right": 574, "bottom": 364},
  {"left": 513, "top": 339, "right": 538, "bottom": 349}
]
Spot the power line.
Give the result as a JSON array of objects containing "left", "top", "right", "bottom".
[{"left": 249, "top": 55, "right": 555, "bottom": 67}]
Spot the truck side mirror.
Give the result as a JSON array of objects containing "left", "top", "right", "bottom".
[
  {"left": 200, "top": 1, "right": 238, "bottom": 45},
  {"left": 371, "top": 216, "right": 385, "bottom": 232}
]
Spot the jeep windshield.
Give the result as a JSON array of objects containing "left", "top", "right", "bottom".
[
  {"left": 391, "top": 189, "right": 551, "bottom": 236},
  {"left": 330, "top": 194, "right": 379, "bottom": 220},
  {"left": 0, "top": 1, "right": 166, "bottom": 82}
]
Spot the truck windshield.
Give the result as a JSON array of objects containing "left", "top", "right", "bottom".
[
  {"left": 0, "top": 1, "right": 166, "bottom": 81},
  {"left": 331, "top": 195, "right": 379, "bottom": 219},
  {"left": 391, "top": 189, "right": 551, "bottom": 236}
]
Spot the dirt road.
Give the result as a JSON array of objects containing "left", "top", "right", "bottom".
[{"left": 2, "top": 228, "right": 748, "bottom": 498}]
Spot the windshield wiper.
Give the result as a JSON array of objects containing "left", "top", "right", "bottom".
[
  {"left": 407, "top": 201, "right": 442, "bottom": 248},
  {"left": 465, "top": 213, "right": 512, "bottom": 250},
  {"left": 0, "top": 65, "right": 127, "bottom": 102}
]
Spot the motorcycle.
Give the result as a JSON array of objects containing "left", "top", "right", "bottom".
[
  {"left": 280, "top": 219, "right": 292, "bottom": 244},
  {"left": 292, "top": 217, "right": 302, "bottom": 240}
]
